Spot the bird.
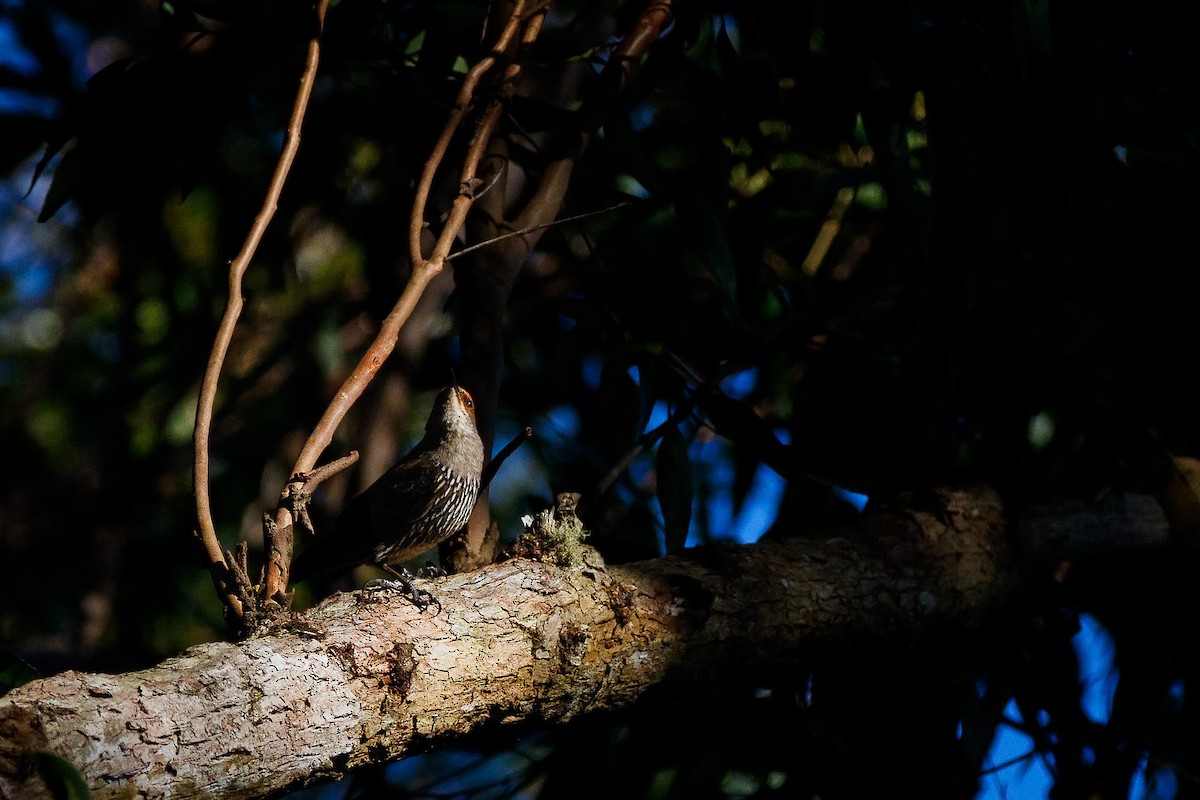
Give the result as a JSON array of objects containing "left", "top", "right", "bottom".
[{"left": 290, "top": 384, "right": 485, "bottom": 607}]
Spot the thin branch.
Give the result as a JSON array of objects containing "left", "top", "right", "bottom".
[
  {"left": 286, "top": 271, "right": 440, "bottom": 488},
  {"left": 457, "top": 0, "right": 673, "bottom": 267},
  {"left": 192, "top": 0, "right": 329, "bottom": 622},
  {"left": 478, "top": 0, "right": 674, "bottom": 253},
  {"left": 263, "top": 266, "right": 441, "bottom": 602},
  {"left": 979, "top": 749, "right": 1039, "bottom": 776},
  {"left": 295, "top": 451, "right": 360, "bottom": 494},
  {"left": 449, "top": 202, "right": 634, "bottom": 263},
  {"left": 606, "top": 0, "right": 674, "bottom": 87},
  {"left": 420, "top": 3, "right": 548, "bottom": 271},
  {"left": 408, "top": 0, "right": 532, "bottom": 268},
  {"left": 596, "top": 401, "right": 694, "bottom": 497},
  {"left": 578, "top": 0, "right": 676, "bottom": 137},
  {"left": 481, "top": 426, "right": 533, "bottom": 490}
]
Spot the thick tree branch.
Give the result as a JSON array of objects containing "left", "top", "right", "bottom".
[{"left": 2, "top": 488, "right": 1170, "bottom": 800}]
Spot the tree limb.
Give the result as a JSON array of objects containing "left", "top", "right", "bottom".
[{"left": 3, "top": 487, "right": 1163, "bottom": 800}]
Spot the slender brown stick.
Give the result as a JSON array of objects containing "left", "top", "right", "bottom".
[
  {"left": 480, "top": 427, "right": 533, "bottom": 490},
  {"left": 263, "top": 263, "right": 441, "bottom": 601},
  {"left": 615, "top": 1, "right": 673, "bottom": 70},
  {"left": 286, "top": 267, "right": 441, "bottom": 481},
  {"left": 296, "top": 451, "right": 360, "bottom": 493},
  {"left": 596, "top": 402, "right": 693, "bottom": 497},
  {"left": 193, "top": 0, "right": 329, "bottom": 622},
  {"left": 408, "top": 0, "right": 530, "bottom": 268}
]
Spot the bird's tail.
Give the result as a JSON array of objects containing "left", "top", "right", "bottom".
[
  {"left": 289, "top": 498, "right": 368, "bottom": 584},
  {"left": 287, "top": 547, "right": 321, "bottom": 584}
]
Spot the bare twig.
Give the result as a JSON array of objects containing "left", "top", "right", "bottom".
[
  {"left": 481, "top": 427, "right": 533, "bottom": 490},
  {"left": 281, "top": 451, "right": 360, "bottom": 539},
  {"left": 604, "top": 0, "right": 674, "bottom": 91},
  {"left": 595, "top": 402, "right": 694, "bottom": 497},
  {"left": 294, "top": 451, "right": 360, "bottom": 494},
  {"left": 577, "top": 0, "right": 675, "bottom": 138},
  {"left": 408, "top": 0, "right": 533, "bottom": 269},
  {"left": 192, "top": 0, "right": 329, "bottom": 624},
  {"left": 447, "top": 201, "right": 634, "bottom": 263}
]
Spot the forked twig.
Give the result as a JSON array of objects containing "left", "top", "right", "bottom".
[
  {"left": 192, "top": 0, "right": 329, "bottom": 623},
  {"left": 409, "top": 0, "right": 535, "bottom": 269},
  {"left": 265, "top": 1, "right": 550, "bottom": 602}
]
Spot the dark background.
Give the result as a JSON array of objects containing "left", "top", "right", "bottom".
[{"left": 1, "top": 0, "right": 1198, "bottom": 796}]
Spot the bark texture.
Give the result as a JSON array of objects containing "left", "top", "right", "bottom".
[{"left": 0, "top": 488, "right": 1028, "bottom": 799}]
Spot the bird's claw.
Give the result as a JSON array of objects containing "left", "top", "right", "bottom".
[
  {"left": 417, "top": 562, "right": 447, "bottom": 579},
  {"left": 364, "top": 576, "right": 442, "bottom": 614}
]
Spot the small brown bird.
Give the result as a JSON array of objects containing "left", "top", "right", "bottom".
[{"left": 290, "top": 385, "right": 485, "bottom": 602}]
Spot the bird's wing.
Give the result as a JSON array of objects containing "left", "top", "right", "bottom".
[{"left": 367, "top": 452, "right": 443, "bottom": 529}]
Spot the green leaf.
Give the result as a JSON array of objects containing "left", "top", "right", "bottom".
[
  {"left": 656, "top": 427, "right": 693, "bottom": 554},
  {"left": 0, "top": 651, "right": 37, "bottom": 696},
  {"left": 33, "top": 753, "right": 91, "bottom": 800}
]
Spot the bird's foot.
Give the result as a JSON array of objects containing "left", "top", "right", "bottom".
[
  {"left": 417, "top": 561, "right": 446, "bottom": 579},
  {"left": 364, "top": 567, "right": 442, "bottom": 614}
]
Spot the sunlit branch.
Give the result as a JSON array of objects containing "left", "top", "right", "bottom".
[
  {"left": 192, "top": 0, "right": 329, "bottom": 624},
  {"left": 408, "top": 0, "right": 533, "bottom": 269},
  {"left": 271, "top": 1, "right": 549, "bottom": 600}
]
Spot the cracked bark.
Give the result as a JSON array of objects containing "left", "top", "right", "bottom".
[{"left": 0, "top": 487, "right": 1169, "bottom": 799}]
